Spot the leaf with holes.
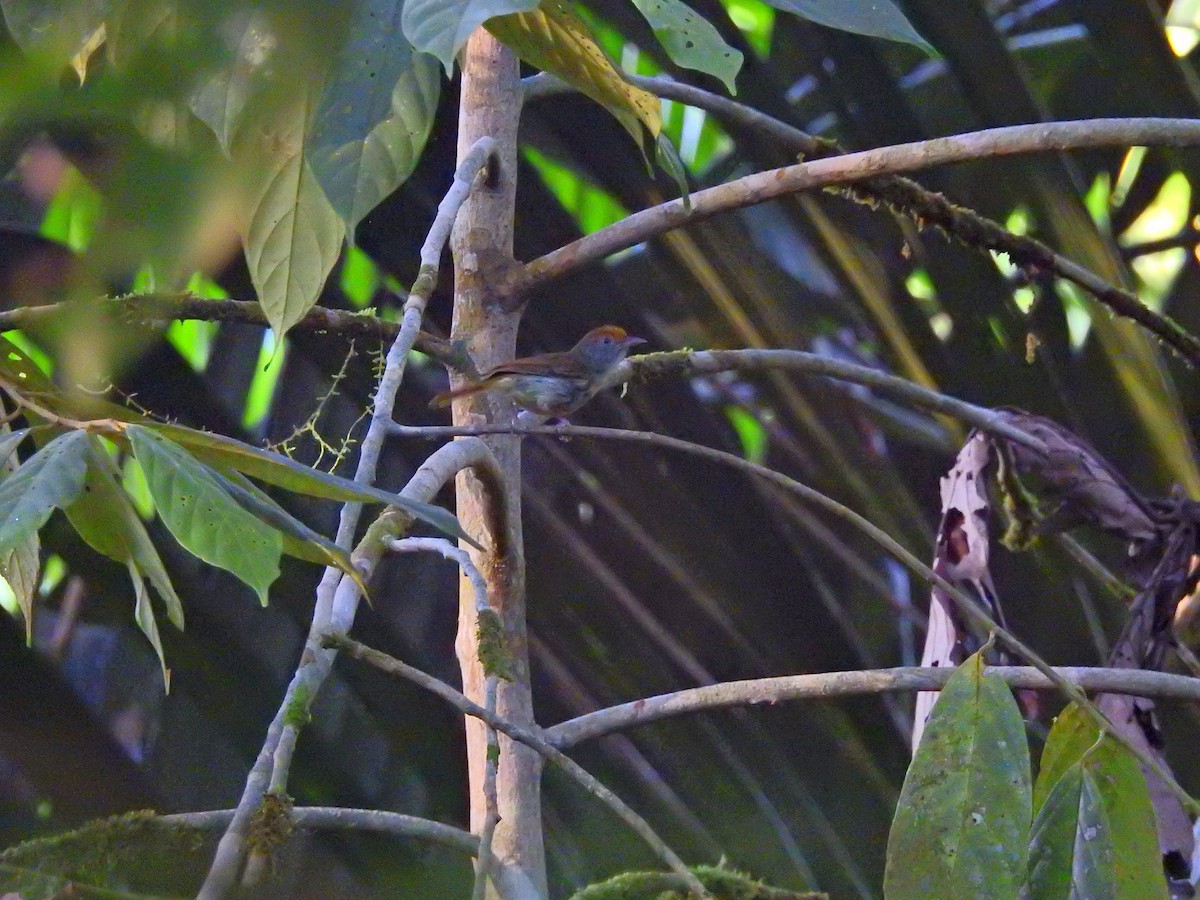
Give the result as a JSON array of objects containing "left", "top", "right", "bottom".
[
  {"left": 885, "top": 650, "right": 1031, "bottom": 900},
  {"left": 2, "top": 533, "right": 39, "bottom": 645},
  {"left": 0, "top": 430, "right": 88, "bottom": 560},
  {"left": 486, "top": 0, "right": 661, "bottom": 151},
  {"left": 630, "top": 0, "right": 741, "bottom": 93},
  {"left": 65, "top": 436, "right": 183, "bottom": 628},
  {"left": 311, "top": 0, "right": 441, "bottom": 238},
  {"left": 402, "top": 0, "right": 539, "bottom": 71},
  {"left": 761, "top": 0, "right": 934, "bottom": 54},
  {"left": 241, "top": 80, "right": 346, "bottom": 340},
  {"left": 128, "top": 425, "right": 280, "bottom": 605}
]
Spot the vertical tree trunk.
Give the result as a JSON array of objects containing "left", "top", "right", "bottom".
[{"left": 451, "top": 29, "right": 547, "bottom": 897}]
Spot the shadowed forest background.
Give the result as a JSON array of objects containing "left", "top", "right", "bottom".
[{"left": 4, "top": 0, "right": 1200, "bottom": 896}]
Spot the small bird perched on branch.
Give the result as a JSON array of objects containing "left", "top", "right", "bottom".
[{"left": 430, "top": 325, "right": 647, "bottom": 420}]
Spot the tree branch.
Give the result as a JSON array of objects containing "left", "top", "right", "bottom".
[
  {"left": 525, "top": 75, "right": 1200, "bottom": 368},
  {"left": 323, "top": 632, "right": 712, "bottom": 900},
  {"left": 502, "top": 118, "right": 1200, "bottom": 331},
  {"left": 0, "top": 295, "right": 462, "bottom": 370},
  {"left": 544, "top": 665, "right": 1200, "bottom": 749},
  {"left": 197, "top": 140, "right": 497, "bottom": 899},
  {"left": 388, "top": 421, "right": 1200, "bottom": 817}
]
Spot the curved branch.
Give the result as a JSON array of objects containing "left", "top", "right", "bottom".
[
  {"left": 545, "top": 665, "right": 1200, "bottom": 749},
  {"left": 323, "top": 632, "right": 712, "bottom": 900},
  {"left": 389, "top": 421, "right": 1200, "bottom": 817},
  {"left": 525, "top": 75, "right": 1200, "bottom": 368},
  {"left": 504, "top": 118, "right": 1200, "bottom": 313},
  {"left": 199, "top": 140, "right": 498, "bottom": 900}
]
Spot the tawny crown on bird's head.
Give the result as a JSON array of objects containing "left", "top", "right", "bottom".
[{"left": 572, "top": 325, "right": 648, "bottom": 372}]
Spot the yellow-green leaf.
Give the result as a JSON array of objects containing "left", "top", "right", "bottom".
[
  {"left": 486, "top": 0, "right": 661, "bottom": 149},
  {"left": 2, "top": 533, "right": 39, "bottom": 645},
  {"left": 129, "top": 560, "right": 171, "bottom": 692}
]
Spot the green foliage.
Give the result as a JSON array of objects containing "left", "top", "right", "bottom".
[
  {"left": 1026, "top": 705, "right": 1165, "bottom": 899},
  {"left": 570, "top": 864, "right": 824, "bottom": 899},
  {"left": 630, "top": 0, "right": 742, "bottom": 93},
  {"left": 403, "top": 0, "right": 540, "bottom": 71},
  {"left": 756, "top": 0, "right": 933, "bottom": 53},
  {"left": 1, "top": 532, "right": 39, "bottom": 645},
  {"left": 486, "top": 0, "right": 662, "bottom": 152},
  {"left": 128, "top": 425, "right": 283, "bottom": 606},
  {"left": 885, "top": 651, "right": 1031, "bottom": 899},
  {"left": 477, "top": 606, "right": 515, "bottom": 680},
  {"left": 309, "top": 0, "right": 441, "bottom": 240},
  {"left": 0, "top": 431, "right": 89, "bottom": 560}
]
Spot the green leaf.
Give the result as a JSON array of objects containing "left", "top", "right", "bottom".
[
  {"left": 1026, "top": 739, "right": 1166, "bottom": 899},
  {"left": 402, "top": 0, "right": 540, "bottom": 72},
  {"left": 241, "top": 81, "right": 346, "bottom": 340},
  {"left": 885, "top": 651, "right": 1031, "bottom": 900},
  {"left": 310, "top": 0, "right": 441, "bottom": 239},
  {"left": 1033, "top": 703, "right": 1097, "bottom": 816},
  {"left": 0, "top": 0, "right": 108, "bottom": 59},
  {"left": 188, "top": 9, "right": 271, "bottom": 154},
  {"left": 149, "top": 423, "right": 478, "bottom": 548},
  {"left": 128, "top": 425, "right": 281, "bottom": 606},
  {"left": 1, "top": 533, "right": 39, "bottom": 645},
  {"left": 759, "top": 0, "right": 934, "bottom": 53},
  {"left": 216, "top": 468, "right": 368, "bottom": 596},
  {"left": 0, "top": 430, "right": 89, "bottom": 560},
  {"left": 128, "top": 560, "right": 170, "bottom": 691},
  {"left": 655, "top": 133, "right": 691, "bottom": 209},
  {"left": 65, "top": 438, "right": 184, "bottom": 629},
  {"left": 0, "top": 428, "right": 30, "bottom": 468},
  {"left": 630, "top": 0, "right": 742, "bottom": 93},
  {"left": 486, "top": 0, "right": 662, "bottom": 151}
]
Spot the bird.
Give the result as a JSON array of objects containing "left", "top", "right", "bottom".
[{"left": 429, "top": 325, "right": 647, "bottom": 420}]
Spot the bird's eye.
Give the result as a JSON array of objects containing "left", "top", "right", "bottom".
[{"left": 602, "top": 336, "right": 612, "bottom": 344}]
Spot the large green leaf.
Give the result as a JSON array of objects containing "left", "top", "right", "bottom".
[
  {"left": 310, "top": 0, "right": 441, "bottom": 239},
  {"left": 402, "top": 0, "right": 540, "bottom": 72},
  {"left": 630, "top": 0, "right": 742, "bottom": 94},
  {"left": 1026, "top": 739, "right": 1166, "bottom": 899},
  {"left": 1, "top": 533, "right": 39, "bottom": 645},
  {"left": 241, "top": 81, "right": 346, "bottom": 340},
  {"left": 216, "top": 467, "right": 367, "bottom": 595},
  {"left": 128, "top": 425, "right": 280, "bottom": 606},
  {"left": 760, "top": 0, "right": 934, "bottom": 53},
  {"left": 0, "top": 0, "right": 108, "bottom": 59},
  {"left": 65, "top": 437, "right": 183, "bottom": 628},
  {"left": 188, "top": 8, "right": 271, "bottom": 154},
  {"left": 149, "top": 423, "right": 478, "bottom": 547},
  {"left": 1032, "top": 703, "right": 1096, "bottom": 816},
  {"left": 486, "top": 0, "right": 662, "bottom": 151},
  {"left": 885, "top": 651, "right": 1031, "bottom": 899},
  {"left": 0, "top": 430, "right": 88, "bottom": 560}
]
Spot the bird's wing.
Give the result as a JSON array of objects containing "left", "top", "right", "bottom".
[{"left": 484, "top": 351, "right": 588, "bottom": 379}]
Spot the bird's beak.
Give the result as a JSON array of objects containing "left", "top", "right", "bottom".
[{"left": 625, "top": 337, "right": 649, "bottom": 348}]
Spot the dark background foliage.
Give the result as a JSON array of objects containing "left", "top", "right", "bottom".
[{"left": 3, "top": 0, "right": 1200, "bottom": 895}]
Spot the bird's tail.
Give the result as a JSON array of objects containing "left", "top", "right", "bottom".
[{"left": 429, "top": 381, "right": 489, "bottom": 409}]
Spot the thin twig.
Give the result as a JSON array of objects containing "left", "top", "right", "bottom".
[
  {"left": 503, "top": 118, "right": 1200, "bottom": 354},
  {"left": 386, "top": 537, "right": 501, "bottom": 900},
  {"left": 543, "top": 664, "right": 1200, "bottom": 748},
  {"left": 323, "top": 633, "right": 713, "bottom": 900},
  {"left": 197, "top": 138, "right": 497, "bottom": 899},
  {"left": 525, "top": 74, "right": 1200, "bottom": 368},
  {"left": 389, "top": 421, "right": 1200, "bottom": 817},
  {"left": 160, "top": 807, "right": 479, "bottom": 853}
]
